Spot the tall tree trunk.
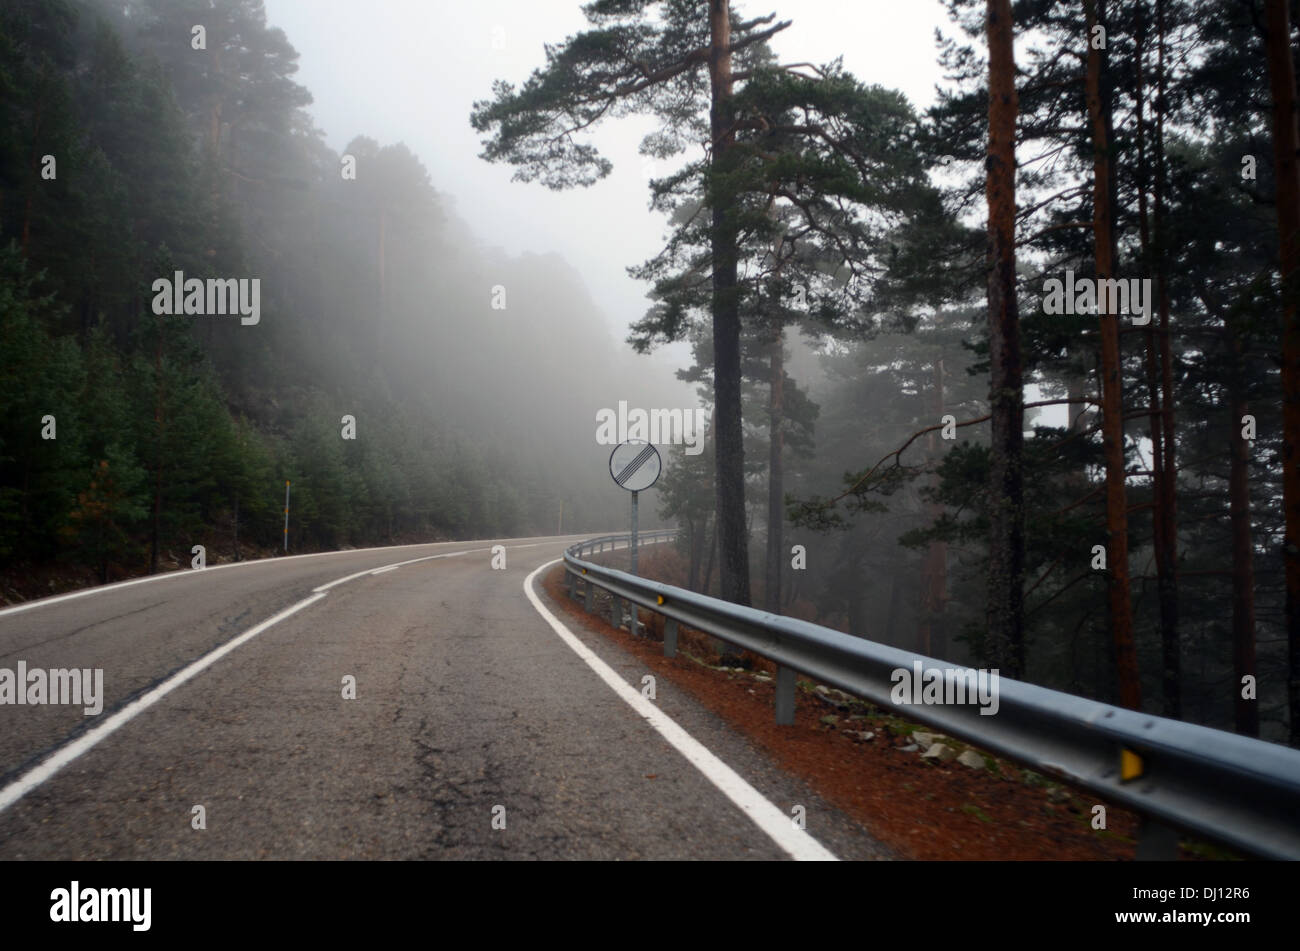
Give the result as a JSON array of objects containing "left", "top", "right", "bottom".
[
  {"left": 919, "top": 354, "right": 948, "bottom": 657},
  {"left": 708, "top": 0, "right": 752, "bottom": 609},
  {"left": 1264, "top": 0, "right": 1300, "bottom": 745},
  {"left": 1087, "top": 0, "right": 1141, "bottom": 709},
  {"left": 764, "top": 320, "right": 785, "bottom": 613},
  {"left": 700, "top": 516, "right": 729, "bottom": 657},
  {"left": 1226, "top": 319, "right": 1260, "bottom": 736},
  {"left": 784, "top": 563, "right": 801, "bottom": 613},
  {"left": 702, "top": 515, "right": 718, "bottom": 598},
  {"left": 687, "top": 516, "right": 702, "bottom": 591},
  {"left": 984, "top": 0, "right": 1025, "bottom": 677},
  {"left": 1154, "top": 0, "right": 1181, "bottom": 719},
  {"left": 1135, "top": 6, "right": 1181, "bottom": 716}
]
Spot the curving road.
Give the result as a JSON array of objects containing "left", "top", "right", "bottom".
[{"left": 0, "top": 535, "right": 888, "bottom": 860}]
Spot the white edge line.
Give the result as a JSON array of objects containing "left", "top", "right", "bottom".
[
  {"left": 0, "top": 592, "right": 327, "bottom": 815},
  {"left": 522, "top": 558, "right": 838, "bottom": 862}
]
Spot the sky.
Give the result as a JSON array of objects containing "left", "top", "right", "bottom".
[{"left": 261, "top": 0, "right": 953, "bottom": 352}]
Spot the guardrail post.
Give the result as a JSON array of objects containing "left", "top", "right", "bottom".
[
  {"left": 1135, "top": 818, "right": 1179, "bottom": 860},
  {"left": 775, "top": 666, "right": 795, "bottom": 725},
  {"left": 584, "top": 578, "right": 594, "bottom": 612},
  {"left": 611, "top": 593, "right": 622, "bottom": 628},
  {"left": 663, "top": 618, "right": 678, "bottom": 658},
  {"left": 566, "top": 571, "right": 575, "bottom": 598},
  {"left": 774, "top": 665, "right": 795, "bottom": 722}
]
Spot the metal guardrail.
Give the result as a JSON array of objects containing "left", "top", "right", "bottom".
[{"left": 563, "top": 530, "right": 1300, "bottom": 861}]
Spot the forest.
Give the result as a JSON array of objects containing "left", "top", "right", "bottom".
[
  {"left": 0, "top": 0, "right": 676, "bottom": 591},
  {"left": 3, "top": 0, "right": 1299, "bottom": 747},
  {"left": 470, "top": 0, "right": 1299, "bottom": 745}
]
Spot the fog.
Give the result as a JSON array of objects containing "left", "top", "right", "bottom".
[
  {"left": 5, "top": 0, "right": 1290, "bottom": 744},
  {"left": 263, "top": 0, "right": 947, "bottom": 346}
]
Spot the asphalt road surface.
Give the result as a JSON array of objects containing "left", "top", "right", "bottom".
[{"left": 0, "top": 535, "right": 888, "bottom": 860}]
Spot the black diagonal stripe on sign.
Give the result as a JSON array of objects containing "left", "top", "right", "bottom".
[
  {"left": 615, "top": 444, "right": 656, "bottom": 486},
  {"left": 615, "top": 444, "right": 655, "bottom": 485}
]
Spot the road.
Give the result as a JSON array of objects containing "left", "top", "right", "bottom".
[{"left": 0, "top": 535, "right": 888, "bottom": 860}]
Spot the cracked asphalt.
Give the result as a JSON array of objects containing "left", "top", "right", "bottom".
[{"left": 0, "top": 535, "right": 888, "bottom": 860}]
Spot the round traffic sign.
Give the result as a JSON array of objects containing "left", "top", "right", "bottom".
[{"left": 609, "top": 441, "right": 661, "bottom": 492}]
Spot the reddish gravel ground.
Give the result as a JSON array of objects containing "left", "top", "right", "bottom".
[{"left": 543, "top": 561, "right": 1228, "bottom": 861}]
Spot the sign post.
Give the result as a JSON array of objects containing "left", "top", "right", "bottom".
[
  {"left": 608, "top": 441, "right": 661, "bottom": 577},
  {"left": 630, "top": 490, "right": 638, "bottom": 575}
]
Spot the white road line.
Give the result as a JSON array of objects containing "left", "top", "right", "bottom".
[
  {"left": 0, "top": 593, "right": 327, "bottom": 815},
  {"left": 522, "top": 559, "right": 838, "bottom": 862},
  {"left": 315, "top": 540, "right": 554, "bottom": 592},
  {"left": 0, "top": 536, "right": 594, "bottom": 619},
  {"left": 0, "top": 542, "right": 470, "bottom": 619},
  {"left": 313, "top": 547, "right": 487, "bottom": 592},
  {"left": 0, "top": 538, "right": 612, "bottom": 817}
]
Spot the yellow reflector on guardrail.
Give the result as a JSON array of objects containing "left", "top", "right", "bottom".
[{"left": 1121, "top": 748, "right": 1143, "bottom": 781}]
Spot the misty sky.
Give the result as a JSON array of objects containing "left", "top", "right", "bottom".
[{"left": 262, "top": 0, "right": 951, "bottom": 354}]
